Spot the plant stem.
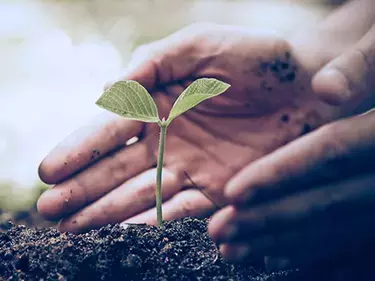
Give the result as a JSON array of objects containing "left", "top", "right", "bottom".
[{"left": 156, "top": 123, "right": 167, "bottom": 226}]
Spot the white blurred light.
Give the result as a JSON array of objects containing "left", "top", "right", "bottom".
[
  {"left": 126, "top": 137, "right": 139, "bottom": 146},
  {"left": 0, "top": 137, "right": 7, "bottom": 155}
]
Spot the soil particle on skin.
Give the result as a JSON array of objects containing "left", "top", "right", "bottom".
[
  {"left": 300, "top": 123, "right": 312, "bottom": 136},
  {"left": 0, "top": 218, "right": 294, "bottom": 281},
  {"left": 280, "top": 114, "right": 290, "bottom": 123},
  {"left": 91, "top": 149, "right": 101, "bottom": 160}
]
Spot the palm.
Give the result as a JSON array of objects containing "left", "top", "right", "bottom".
[
  {"left": 146, "top": 28, "right": 338, "bottom": 205},
  {"left": 149, "top": 54, "right": 333, "bottom": 205},
  {"left": 37, "top": 25, "right": 340, "bottom": 232}
]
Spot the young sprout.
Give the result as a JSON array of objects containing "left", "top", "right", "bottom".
[{"left": 96, "top": 78, "right": 230, "bottom": 226}]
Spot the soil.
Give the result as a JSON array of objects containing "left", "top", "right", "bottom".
[
  {"left": 1, "top": 213, "right": 374, "bottom": 281},
  {"left": 0, "top": 217, "right": 295, "bottom": 281}
]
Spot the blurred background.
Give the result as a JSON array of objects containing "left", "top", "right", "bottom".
[{"left": 0, "top": 0, "right": 341, "bottom": 215}]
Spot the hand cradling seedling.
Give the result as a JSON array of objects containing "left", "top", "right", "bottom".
[{"left": 96, "top": 78, "right": 230, "bottom": 226}]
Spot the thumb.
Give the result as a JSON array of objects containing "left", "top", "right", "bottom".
[
  {"left": 312, "top": 24, "right": 375, "bottom": 107},
  {"left": 104, "top": 42, "right": 162, "bottom": 90},
  {"left": 105, "top": 24, "right": 206, "bottom": 91}
]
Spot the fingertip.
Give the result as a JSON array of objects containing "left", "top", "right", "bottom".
[
  {"left": 38, "top": 146, "right": 74, "bottom": 184},
  {"left": 37, "top": 190, "right": 55, "bottom": 220},
  {"left": 224, "top": 181, "right": 239, "bottom": 203},
  {"left": 219, "top": 244, "right": 251, "bottom": 262},
  {"left": 208, "top": 206, "right": 237, "bottom": 242},
  {"left": 312, "top": 67, "right": 351, "bottom": 106},
  {"left": 38, "top": 158, "right": 59, "bottom": 185},
  {"left": 58, "top": 215, "right": 90, "bottom": 234},
  {"left": 37, "top": 188, "right": 67, "bottom": 220},
  {"left": 224, "top": 178, "right": 250, "bottom": 206}
]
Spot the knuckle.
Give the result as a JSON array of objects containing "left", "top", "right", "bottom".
[
  {"left": 135, "top": 183, "right": 155, "bottom": 203},
  {"left": 180, "top": 200, "right": 195, "bottom": 217},
  {"left": 103, "top": 118, "right": 123, "bottom": 144}
]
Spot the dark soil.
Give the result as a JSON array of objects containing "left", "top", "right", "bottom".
[
  {"left": 0, "top": 218, "right": 294, "bottom": 281},
  {"left": 1, "top": 215, "right": 374, "bottom": 281}
]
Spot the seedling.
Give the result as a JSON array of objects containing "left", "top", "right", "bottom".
[{"left": 96, "top": 78, "right": 230, "bottom": 226}]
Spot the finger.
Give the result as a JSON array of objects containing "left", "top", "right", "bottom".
[
  {"left": 104, "top": 42, "right": 161, "bottom": 90},
  {"left": 219, "top": 244, "right": 252, "bottom": 262},
  {"left": 37, "top": 138, "right": 155, "bottom": 220},
  {"left": 107, "top": 23, "right": 213, "bottom": 91},
  {"left": 38, "top": 112, "right": 143, "bottom": 184},
  {"left": 211, "top": 173, "right": 375, "bottom": 244},
  {"left": 57, "top": 168, "right": 182, "bottom": 233},
  {"left": 40, "top": 24, "right": 209, "bottom": 184},
  {"left": 219, "top": 243, "right": 274, "bottom": 269},
  {"left": 312, "top": 22, "right": 375, "bottom": 106},
  {"left": 225, "top": 110, "right": 375, "bottom": 205},
  {"left": 222, "top": 207, "right": 375, "bottom": 268},
  {"left": 122, "top": 189, "right": 216, "bottom": 225}
]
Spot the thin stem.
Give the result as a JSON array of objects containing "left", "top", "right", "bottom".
[{"left": 156, "top": 123, "right": 167, "bottom": 226}]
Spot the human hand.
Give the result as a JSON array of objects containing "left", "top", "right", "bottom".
[
  {"left": 209, "top": 109, "right": 375, "bottom": 268},
  {"left": 208, "top": 1, "right": 375, "bottom": 268},
  {"left": 37, "top": 23, "right": 342, "bottom": 233},
  {"left": 312, "top": 24, "right": 375, "bottom": 110},
  {"left": 302, "top": 0, "right": 375, "bottom": 109}
]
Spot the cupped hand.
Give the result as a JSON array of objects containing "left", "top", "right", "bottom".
[
  {"left": 37, "top": 23, "right": 340, "bottom": 233},
  {"left": 209, "top": 20, "right": 375, "bottom": 266},
  {"left": 209, "top": 109, "right": 375, "bottom": 267}
]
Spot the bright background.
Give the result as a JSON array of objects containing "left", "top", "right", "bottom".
[{"left": 0, "top": 0, "right": 337, "bottom": 209}]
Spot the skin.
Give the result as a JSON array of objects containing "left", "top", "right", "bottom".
[
  {"left": 209, "top": 0, "right": 375, "bottom": 268},
  {"left": 209, "top": 109, "right": 375, "bottom": 267},
  {"left": 37, "top": 0, "right": 375, "bottom": 268},
  {"left": 38, "top": 23, "right": 342, "bottom": 231}
]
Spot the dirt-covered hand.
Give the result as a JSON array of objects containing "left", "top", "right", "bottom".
[
  {"left": 37, "top": 23, "right": 344, "bottom": 233},
  {"left": 209, "top": 109, "right": 375, "bottom": 267}
]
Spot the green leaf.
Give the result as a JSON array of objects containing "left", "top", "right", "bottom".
[
  {"left": 96, "top": 80, "right": 159, "bottom": 123},
  {"left": 167, "top": 78, "right": 230, "bottom": 123}
]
